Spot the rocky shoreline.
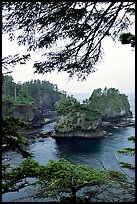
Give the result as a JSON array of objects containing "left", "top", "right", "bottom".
[
  {"left": 42, "top": 117, "right": 135, "bottom": 139},
  {"left": 2, "top": 116, "right": 135, "bottom": 157},
  {"left": 11, "top": 111, "right": 135, "bottom": 140}
]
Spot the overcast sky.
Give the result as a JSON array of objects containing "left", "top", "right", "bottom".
[{"left": 2, "top": 31, "right": 135, "bottom": 96}]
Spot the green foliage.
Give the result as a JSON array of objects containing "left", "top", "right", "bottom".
[
  {"left": 117, "top": 148, "right": 134, "bottom": 156},
  {"left": 2, "top": 95, "right": 15, "bottom": 104},
  {"left": 2, "top": 137, "right": 135, "bottom": 202},
  {"left": 119, "top": 8, "right": 135, "bottom": 47},
  {"left": 55, "top": 87, "right": 131, "bottom": 132},
  {"left": 88, "top": 87, "right": 131, "bottom": 117},
  {"left": 2, "top": 76, "right": 34, "bottom": 106},
  {"left": 55, "top": 94, "right": 81, "bottom": 116},
  {"left": 128, "top": 136, "right": 135, "bottom": 142},
  {"left": 119, "top": 32, "right": 135, "bottom": 47},
  {"left": 14, "top": 87, "right": 34, "bottom": 106},
  {"left": 2, "top": 116, "right": 32, "bottom": 158},
  {"left": 2, "top": 158, "right": 40, "bottom": 194},
  {"left": 2, "top": 76, "right": 62, "bottom": 196},
  {"left": 118, "top": 162, "right": 135, "bottom": 170},
  {"left": 2, "top": 75, "right": 15, "bottom": 97},
  {"left": 84, "top": 109, "right": 101, "bottom": 123},
  {"left": 116, "top": 136, "right": 135, "bottom": 201},
  {"left": 117, "top": 136, "right": 135, "bottom": 170},
  {"left": 2, "top": 2, "right": 135, "bottom": 80},
  {"left": 2, "top": 76, "right": 62, "bottom": 110},
  {"left": 2, "top": 158, "right": 127, "bottom": 202},
  {"left": 32, "top": 159, "right": 127, "bottom": 202}
]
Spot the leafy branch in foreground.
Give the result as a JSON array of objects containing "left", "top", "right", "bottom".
[
  {"left": 2, "top": 54, "right": 31, "bottom": 74},
  {"left": 2, "top": 116, "right": 32, "bottom": 158},
  {"left": 117, "top": 136, "right": 135, "bottom": 170},
  {"left": 2, "top": 139, "right": 135, "bottom": 202},
  {"left": 119, "top": 32, "right": 135, "bottom": 47},
  {"left": 116, "top": 136, "right": 135, "bottom": 201},
  {"left": 3, "top": 158, "right": 127, "bottom": 202},
  {"left": 2, "top": 158, "right": 40, "bottom": 194},
  {"left": 2, "top": 2, "right": 135, "bottom": 80}
]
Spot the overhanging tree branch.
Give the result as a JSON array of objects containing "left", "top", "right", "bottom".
[{"left": 2, "top": 2, "right": 135, "bottom": 79}]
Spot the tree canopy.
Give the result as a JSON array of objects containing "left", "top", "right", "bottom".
[
  {"left": 88, "top": 87, "right": 131, "bottom": 117},
  {"left": 56, "top": 87, "right": 132, "bottom": 118},
  {"left": 2, "top": 116, "right": 32, "bottom": 157},
  {"left": 55, "top": 94, "right": 81, "bottom": 116},
  {"left": 2, "top": 2, "right": 135, "bottom": 80},
  {"left": 2, "top": 157, "right": 128, "bottom": 202},
  {"left": 2, "top": 76, "right": 61, "bottom": 110}
]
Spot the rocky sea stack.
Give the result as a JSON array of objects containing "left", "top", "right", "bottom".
[{"left": 52, "top": 88, "right": 133, "bottom": 138}]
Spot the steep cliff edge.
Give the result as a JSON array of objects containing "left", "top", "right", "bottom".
[
  {"left": 2, "top": 76, "right": 62, "bottom": 127},
  {"left": 2, "top": 101, "right": 45, "bottom": 127}
]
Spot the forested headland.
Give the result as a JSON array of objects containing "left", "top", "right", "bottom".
[
  {"left": 2, "top": 75, "right": 62, "bottom": 111},
  {"left": 2, "top": 76, "right": 64, "bottom": 126}
]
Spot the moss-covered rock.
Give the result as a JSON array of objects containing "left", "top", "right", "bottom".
[
  {"left": 54, "top": 88, "right": 133, "bottom": 138},
  {"left": 55, "top": 110, "right": 101, "bottom": 133}
]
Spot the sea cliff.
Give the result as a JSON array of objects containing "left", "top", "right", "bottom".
[{"left": 52, "top": 88, "right": 133, "bottom": 138}]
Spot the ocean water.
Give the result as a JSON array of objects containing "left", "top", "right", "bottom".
[{"left": 2, "top": 92, "right": 135, "bottom": 202}]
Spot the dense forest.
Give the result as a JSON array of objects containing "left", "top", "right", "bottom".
[{"left": 2, "top": 75, "right": 63, "bottom": 114}]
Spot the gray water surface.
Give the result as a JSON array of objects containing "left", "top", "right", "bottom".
[{"left": 2, "top": 124, "right": 135, "bottom": 202}]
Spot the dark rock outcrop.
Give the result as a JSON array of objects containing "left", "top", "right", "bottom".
[
  {"left": 2, "top": 102, "right": 45, "bottom": 127},
  {"left": 14, "top": 105, "right": 45, "bottom": 127},
  {"left": 52, "top": 128, "right": 107, "bottom": 138},
  {"left": 34, "top": 92, "right": 60, "bottom": 112},
  {"left": 53, "top": 112, "right": 134, "bottom": 139}
]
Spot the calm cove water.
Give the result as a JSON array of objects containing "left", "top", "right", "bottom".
[{"left": 2, "top": 93, "right": 135, "bottom": 202}]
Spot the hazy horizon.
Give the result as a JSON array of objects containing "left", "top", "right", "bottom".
[
  {"left": 68, "top": 91, "right": 135, "bottom": 100},
  {"left": 2, "top": 25, "right": 135, "bottom": 95}
]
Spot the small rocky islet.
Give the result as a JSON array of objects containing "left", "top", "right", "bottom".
[{"left": 51, "top": 88, "right": 134, "bottom": 138}]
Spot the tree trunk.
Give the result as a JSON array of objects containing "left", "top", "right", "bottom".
[{"left": 70, "top": 189, "right": 77, "bottom": 203}]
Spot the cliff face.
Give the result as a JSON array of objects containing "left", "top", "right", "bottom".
[
  {"left": 101, "top": 107, "right": 132, "bottom": 122},
  {"left": 55, "top": 112, "right": 101, "bottom": 133},
  {"left": 14, "top": 105, "right": 45, "bottom": 126},
  {"left": 53, "top": 109, "right": 133, "bottom": 138},
  {"left": 32, "top": 92, "right": 61, "bottom": 112},
  {"left": 2, "top": 92, "right": 60, "bottom": 127},
  {"left": 2, "top": 102, "right": 45, "bottom": 127},
  {"left": 54, "top": 111, "right": 105, "bottom": 138},
  {"left": 2, "top": 76, "right": 62, "bottom": 125}
]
